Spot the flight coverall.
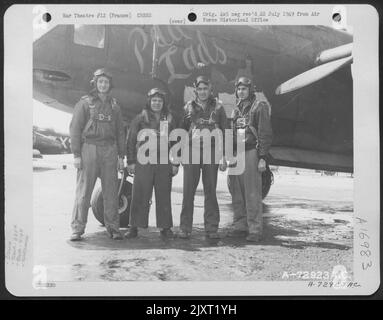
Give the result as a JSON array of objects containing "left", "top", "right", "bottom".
[
  {"left": 180, "top": 97, "right": 227, "bottom": 234},
  {"left": 70, "top": 93, "right": 126, "bottom": 235},
  {"left": 228, "top": 98, "right": 273, "bottom": 235},
  {"left": 126, "top": 110, "right": 176, "bottom": 229}
]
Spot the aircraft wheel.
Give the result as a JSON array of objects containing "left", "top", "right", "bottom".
[
  {"left": 91, "top": 179, "right": 132, "bottom": 228},
  {"left": 226, "top": 165, "right": 273, "bottom": 200},
  {"left": 262, "top": 166, "right": 273, "bottom": 199}
]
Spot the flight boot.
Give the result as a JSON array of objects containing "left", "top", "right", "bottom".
[
  {"left": 69, "top": 233, "right": 82, "bottom": 241},
  {"left": 124, "top": 226, "right": 138, "bottom": 239},
  {"left": 160, "top": 228, "right": 174, "bottom": 238}
]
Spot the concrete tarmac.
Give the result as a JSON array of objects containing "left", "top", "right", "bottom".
[{"left": 33, "top": 155, "right": 353, "bottom": 282}]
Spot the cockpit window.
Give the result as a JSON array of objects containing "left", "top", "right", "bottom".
[{"left": 74, "top": 25, "right": 105, "bottom": 48}]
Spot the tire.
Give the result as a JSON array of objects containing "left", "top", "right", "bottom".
[
  {"left": 262, "top": 166, "right": 273, "bottom": 199},
  {"left": 91, "top": 179, "right": 132, "bottom": 228},
  {"left": 226, "top": 165, "right": 273, "bottom": 200}
]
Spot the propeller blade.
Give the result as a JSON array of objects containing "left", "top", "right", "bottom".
[
  {"left": 316, "top": 43, "right": 353, "bottom": 64},
  {"left": 275, "top": 56, "right": 353, "bottom": 95}
]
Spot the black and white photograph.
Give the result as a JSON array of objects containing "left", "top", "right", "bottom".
[{"left": 4, "top": 4, "right": 380, "bottom": 296}]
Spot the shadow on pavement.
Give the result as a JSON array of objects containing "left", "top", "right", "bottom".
[
  {"left": 67, "top": 226, "right": 226, "bottom": 251},
  {"left": 263, "top": 198, "right": 353, "bottom": 215},
  {"left": 67, "top": 216, "right": 352, "bottom": 252}
]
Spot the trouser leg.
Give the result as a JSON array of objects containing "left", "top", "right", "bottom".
[
  {"left": 129, "top": 163, "right": 154, "bottom": 228},
  {"left": 201, "top": 163, "right": 220, "bottom": 233},
  {"left": 99, "top": 144, "right": 120, "bottom": 233},
  {"left": 71, "top": 143, "right": 98, "bottom": 235},
  {"left": 243, "top": 149, "right": 263, "bottom": 235},
  {"left": 228, "top": 173, "right": 248, "bottom": 231},
  {"left": 153, "top": 164, "right": 173, "bottom": 229},
  {"left": 180, "top": 164, "right": 201, "bottom": 233}
]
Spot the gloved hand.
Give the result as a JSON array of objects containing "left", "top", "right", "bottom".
[
  {"left": 118, "top": 158, "right": 125, "bottom": 171},
  {"left": 127, "top": 164, "right": 136, "bottom": 175},
  {"left": 74, "top": 157, "right": 82, "bottom": 170},
  {"left": 258, "top": 159, "right": 266, "bottom": 172}
]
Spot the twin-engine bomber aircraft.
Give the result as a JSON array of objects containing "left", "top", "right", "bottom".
[{"left": 33, "top": 25, "right": 353, "bottom": 226}]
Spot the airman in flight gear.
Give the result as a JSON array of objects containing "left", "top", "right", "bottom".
[
  {"left": 227, "top": 76, "right": 273, "bottom": 242},
  {"left": 69, "top": 68, "right": 126, "bottom": 241},
  {"left": 179, "top": 75, "right": 228, "bottom": 240},
  {"left": 125, "top": 88, "right": 178, "bottom": 239}
]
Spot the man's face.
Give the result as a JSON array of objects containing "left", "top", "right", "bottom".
[
  {"left": 237, "top": 85, "right": 250, "bottom": 100},
  {"left": 96, "top": 76, "right": 110, "bottom": 93},
  {"left": 150, "top": 96, "right": 164, "bottom": 113},
  {"left": 195, "top": 82, "right": 211, "bottom": 101}
]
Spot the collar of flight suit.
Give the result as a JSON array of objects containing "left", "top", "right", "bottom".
[
  {"left": 193, "top": 96, "right": 216, "bottom": 114},
  {"left": 89, "top": 92, "right": 113, "bottom": 105},
  {"left": 141, "top": 109, "right": 170, "bottom": 132},
  {"left": 236, "top": 97, "right": 255, "bottom": 118},
  {"left": 146, "top": 109, "right": 169, "bottom": 121}
]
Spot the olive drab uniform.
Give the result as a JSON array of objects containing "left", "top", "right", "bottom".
[
  {"left": 126, "top": 110, "right": 176, "bottom": 229},
  {"left": 70, "top": 93, "right": 126, "bottom": 235},
  {"left": 180, "top": 97, "right": 227, "bottom": 234},
  {"left": 228, "top": 98, "right": 273, "bottom": 235}
]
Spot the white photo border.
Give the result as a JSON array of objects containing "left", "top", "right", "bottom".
[{"left": 3, "top": 4, "right": 380, "bottom": 296}]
